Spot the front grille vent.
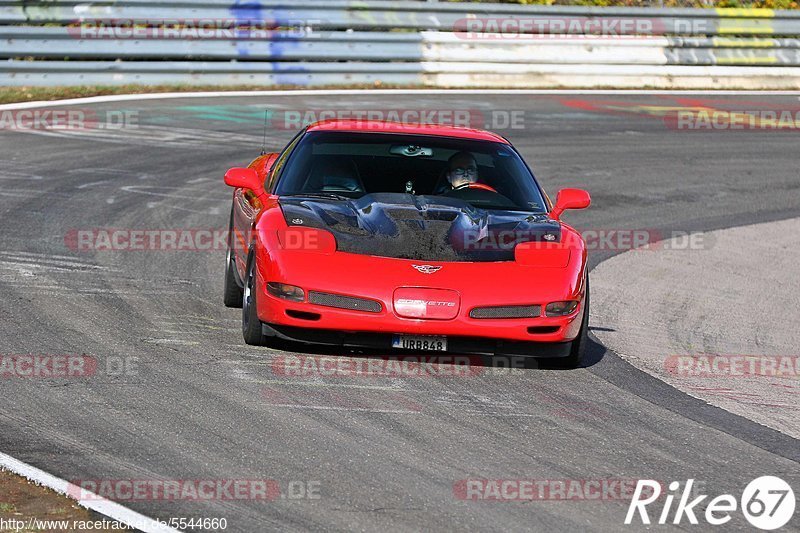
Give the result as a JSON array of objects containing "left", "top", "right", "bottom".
[
  {"left": 469, "top": 305, "right": 541, "bottom": 319},
  {"left": 308, "top": 291, "right": 382, "bottom": 313}
]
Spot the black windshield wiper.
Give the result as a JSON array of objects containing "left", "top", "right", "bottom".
[
  {"left": 286, "top": 192, "right": 353, "bottom": 201},
  {"left": 471, "top": 204, "right": 526, "bottom": 211}
]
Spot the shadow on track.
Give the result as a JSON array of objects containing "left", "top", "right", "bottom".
[{"left": 249, "top": 335, "right": 607, "bottom": 371}]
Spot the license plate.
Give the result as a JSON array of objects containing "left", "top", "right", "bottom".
[{"left": 392, "top": 335, "right": 448, "bottom": 351}]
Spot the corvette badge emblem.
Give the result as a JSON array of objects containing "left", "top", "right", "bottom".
[{"left": 412, "top": 265, "right": 442, "bottom": 274}]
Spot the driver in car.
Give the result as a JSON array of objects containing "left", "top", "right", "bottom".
[{"left": 446, "top": 151, "right": 479, "bottom": 189}]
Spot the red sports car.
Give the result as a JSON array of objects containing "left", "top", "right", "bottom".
[{"left": 223, "top": 120, "right": 591, "bottom": 367}]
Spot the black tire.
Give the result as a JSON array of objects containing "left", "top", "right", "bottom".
[
  {"left": 223, "top": 212, "right": 244, "bottom": 308},
  {"left": 555, "top": 275, "right": 590, "bottom": 369},
  {"left": 242, "top": 252, "right": 266, "bottom": 346},
  {"left": 223, "top": 246, "right": 244, "bottom": 308}
]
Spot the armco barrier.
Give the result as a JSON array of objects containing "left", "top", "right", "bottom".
[
  {"left": 2, "top": 0, "right": 800, "bottom": 88},
  {"left": 6, "top": 1, "right": 800, "bottom": 34}
]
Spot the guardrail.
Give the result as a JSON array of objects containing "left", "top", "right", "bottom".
[{"left": 2, "top": 0, "right": 800, "bottom": 88}]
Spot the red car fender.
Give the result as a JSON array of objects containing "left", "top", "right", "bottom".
[{"left": 252, "top": 206, "right": 289, "bottom": 290}]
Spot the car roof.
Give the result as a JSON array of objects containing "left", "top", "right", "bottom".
[{"left": 305, "top": 119, "right": 510, "bottom": 144}]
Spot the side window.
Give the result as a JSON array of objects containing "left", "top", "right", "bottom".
[{"left": 266, "top": 131, "right": 304, "bottom": 192}]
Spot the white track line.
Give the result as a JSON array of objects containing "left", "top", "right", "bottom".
[
  {"left": 1, "top": 89, "right": 799, "bottom": 111},
  {"left": 0, "top": 452, "right": 179, "bottom": 533}
]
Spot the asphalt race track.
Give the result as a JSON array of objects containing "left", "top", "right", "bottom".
[
  {"left": 1, "top": 92, "right": 799, "bottom": 532},
  {"left": 592, "top": 217, "right": 800, "bottom": 440}
]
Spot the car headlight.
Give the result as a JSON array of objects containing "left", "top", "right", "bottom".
[
  {"left": 545, "top": 300, "right": 579, "bottom": 317},
  {"left": 267, "top": 282, "right": 305, "bottom": 302}
]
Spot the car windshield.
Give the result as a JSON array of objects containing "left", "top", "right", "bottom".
[{"left": 274, "top": 131, "right": 547, "bottom": 213}]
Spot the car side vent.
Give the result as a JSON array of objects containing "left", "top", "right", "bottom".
[
  {"left": 308, "top": 291, "right": 382, "bottom": 313},
  {"left": 469, "top": 305, "right": 541, "bottom": 319},
  {"left": 527, "top": 325, "right": 560, "bottom": 335}
]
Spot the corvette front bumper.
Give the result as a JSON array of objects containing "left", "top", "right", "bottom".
[
  {"left": 262, "top": 323, "right": 576, "bottom": 358},
  {"left": 256, "top": 283, "right": 585, "bottom": 352},
  {"left": 254, "top": 246, "right": 587, "bottom": 350}
]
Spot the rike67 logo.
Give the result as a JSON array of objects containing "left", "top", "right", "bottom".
[{"left": 626, "top": 477, "right": 795, "bottom": 530}]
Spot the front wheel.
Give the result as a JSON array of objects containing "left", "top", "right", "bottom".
[
  {"left": 223, "top": 245, "right": 244, "bottom": 308},
  {"left": 223, "top": 211, "right": 243, "bottom": 308},
  {"left": 242, "top": 253, "right": 266, "bottom": 345}
]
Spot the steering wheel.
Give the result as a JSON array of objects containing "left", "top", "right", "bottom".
[{"left": 454, "top": 182, "right": 497, "bottom": 193}]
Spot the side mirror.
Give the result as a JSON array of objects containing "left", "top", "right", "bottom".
[
  {"left": 550, "top": 188, "right": 591, "bottom": 221},
  {"left": 224, "top": 167, "right": 265, "bottom": 197}
]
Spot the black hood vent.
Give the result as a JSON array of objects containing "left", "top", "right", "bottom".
[{"left": 280, "top": 193, "right": 560, "bottom": 262}]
